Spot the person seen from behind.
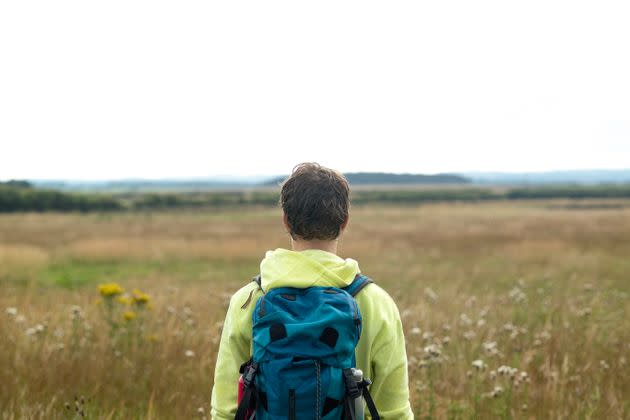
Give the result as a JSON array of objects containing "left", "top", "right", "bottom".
[{"left": 211, "top": 162, "right": 414, "bottom": 419}]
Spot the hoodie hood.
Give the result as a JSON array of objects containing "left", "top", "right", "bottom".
[{"left": 259, "top": 248, "right": 360, "bottom": 292}]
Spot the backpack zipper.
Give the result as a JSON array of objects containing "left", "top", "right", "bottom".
[
  {"left": 288, "top": 389, "right": 296, "bottom": 420},
  {"left": 316, "top": 360, "right": 321, "bottom": 420}
]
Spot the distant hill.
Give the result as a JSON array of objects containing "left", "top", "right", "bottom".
[
  {"left": 0, "top": 180, "right": 32, "bottom": 188},
  {"left": 21, "top": 169, "right": 630, "bottom": 192},
  {"left": 464, "top": 169, "right": 630, "bottom": 185},
  {"left": 30, "top": 173, "right": 470, "bottom": 191},
  {"left": 263, "top": 172, "right": 470, "bottom": 186},
  {"left": 31, "top": 176, "right": 271, "bottom": 192}
]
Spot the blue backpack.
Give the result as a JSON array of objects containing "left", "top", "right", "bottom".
[{"left": 235, "top": 273, "right": 381, "bottom": 420}]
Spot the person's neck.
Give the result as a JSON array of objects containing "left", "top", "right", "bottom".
[{"left": 291, "top": 238, "right": 338, "bottom": 255}]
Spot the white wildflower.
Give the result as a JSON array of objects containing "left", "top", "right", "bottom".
[
  {"left": 483, "top": 341, "right": 497, "bottom": 351},
  {"left": 423, "top": 344, "right": 441, "bottom": 358},
  {"left": 498, "top": 365, "right": 518, "bottom": 377},
  {"left": 53, "top": 328, "right": 65, "bottom": 339},
  {"left": 71, "top": 305, "right": 83, "bottom": 319},
  {"left": 463, "top": 330, "right": 476, "bottom": 341},
  {"left": 502, "top": 322, "right": 515, "bottom": 333},
  {"left": 472, "top": 359, "right": 486, "bottom": 370},
  {"left": 459, "top": 313, "right": 473, "bottom": 326},
  {"left": 483, "top": 341, "right": 500, "bottom": 356},
  {"left": 25, "top": 324, "right": 46, "bottom": 337},
  {"left": 508, "top": 287, "right": 527, "bottom": 303}
]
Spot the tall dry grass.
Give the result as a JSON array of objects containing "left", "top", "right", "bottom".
[{"left": 1, "top": 200, "right": 629, "bottom": 418}]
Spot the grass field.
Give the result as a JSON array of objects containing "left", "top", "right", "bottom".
[{"left": 1, "top": 200, "right": 629, "bottom": 419}]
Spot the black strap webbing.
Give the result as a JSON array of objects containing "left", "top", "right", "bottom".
[
  {"left": 234, "top": 386, "right": 255, "bottom": 420},
  {"left": 362, "top": 386, "right": 380, "bottom": 420},
  {"left": 350, "top": 275, "right": 373, "bottom": 297},
  {"left": 234, "top": 361, "right": 258, "bottom": 420}
]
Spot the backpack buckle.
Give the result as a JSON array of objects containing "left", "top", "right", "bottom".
[
  {"left": 342, "top": 368, "right": 361, "bottom": 399},
  {"left": 242, "top": 362, "right": 258, "bottom": 389}
]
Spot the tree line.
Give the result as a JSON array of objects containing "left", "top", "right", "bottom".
[
  {"left": 0, "top": 181, "right": 121, "bottom": 212},
  {"left": 1, "top": 181, "right": 630, "bottom": 212}
]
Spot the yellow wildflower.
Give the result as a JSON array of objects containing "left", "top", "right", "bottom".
[
  {"left": 123, "top": 310, "right": 137, "bottom": 321},
  {"left": 131, "top": 289, "right": 150, "bottom": 306},
  {"left": 98, "top": 283, "right": 124, "bottom": 298},
  {"left": 117, "top": 295, "right": 132, "bottom": 306}
]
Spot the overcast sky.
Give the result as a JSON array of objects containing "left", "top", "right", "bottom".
[{"left": 1, "top": 1, "right": 629, "bottom": 180}]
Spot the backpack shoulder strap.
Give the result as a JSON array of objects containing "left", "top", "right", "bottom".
[
  {"left": 240, "top": 274, "right": 263, "bottom": 310},
  {"left": 252, "top": 274, "right": 262, "bottom": 290},
  {"left": 343, "top": 273, "right": 373, "bottom": 297}
]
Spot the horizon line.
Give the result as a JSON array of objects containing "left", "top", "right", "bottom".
[{"left": 2, "top": 167, "right": 630, "bottom": 183}]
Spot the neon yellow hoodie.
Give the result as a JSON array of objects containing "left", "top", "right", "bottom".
[{"left": 211, "top": 248, "right": 414, "bottom": 419}]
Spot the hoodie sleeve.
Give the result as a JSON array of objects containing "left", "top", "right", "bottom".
[
  {"left": 210, "top": 284, "right": 256, "bottom": 420},
  {"left": 364, "top": 288, "right": 414, "bottom": 419}
]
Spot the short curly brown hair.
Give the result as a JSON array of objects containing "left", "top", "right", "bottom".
[{"left": 280, "top": 162, "right": 350, "bottom": 241}]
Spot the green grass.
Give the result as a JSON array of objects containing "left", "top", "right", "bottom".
[{"left": 40, "top": 258, "right": 261, "bottom": 289}]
